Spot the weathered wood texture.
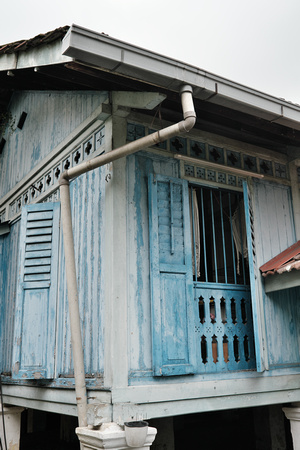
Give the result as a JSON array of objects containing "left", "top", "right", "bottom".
[
  {"left": 127, "top": 155, "right": 300, "bottom": 380},
  {"left": 56, "top": 168, "right": 105, "bottom": 377},
  {"left": 0, "top": 91, "right": 108, "bottom": 197},
  {"left": 0, "top": 168, "right": 106, "bottom": 379},
  {"left": 127, "top": 154, "right": 179, "bottom": 374},
  {"left": 252, "top": 179, "right": 299, "bottom": 369},
  {"left": 0, "top": 220, "right": 20, "bottom": 373},
  {"left": 0, "top": 90, "right": 107, "bottom": 379}
]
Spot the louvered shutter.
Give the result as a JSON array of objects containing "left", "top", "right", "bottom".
[
  {"left": 244, "top": 179, "right": 296, "bottom": 372},
  {"left": 148, "top": 174, "right": 195, "bottom": 376},
  {"left": 12, "top": 203, "right": 60, "bottom": 379},
  {"left": 243, "top": 180, "right": 264, "bottom": 372}
]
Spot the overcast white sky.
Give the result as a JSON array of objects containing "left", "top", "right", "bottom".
[{"left": 1, "top": 0, "right": 300, "bottom": 103}]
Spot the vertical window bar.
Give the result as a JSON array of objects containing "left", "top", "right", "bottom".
[
  {"left": 219, "top": 191, "right": 228, "bottom": 284},
  {"left": 169, "top": 181, "right": 174, "bottom": 255},
  {"left": 190, "top": 187, "right": 198, "bottom": 279},
  {"left": 228, "top": 192, "right": 237, "bottom": 284},
  {"left": 237, "top": 194, "right": 246, "bottom": 285},
  {"left": 210, "top": 190, "right": 218, "bottom": 283},
  {"left": 200, "top": 188, "right": 208, "bottom": 282}
]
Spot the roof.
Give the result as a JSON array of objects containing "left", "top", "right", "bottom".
[
  {"left": 260, "top": 241, "right": 300, "bottom": 277},
  {"left": 1, "top": 24, "right": 300, "bottom": 154},
  {"left": 0, "top": 26, "right": 69, "bottom": 54}
]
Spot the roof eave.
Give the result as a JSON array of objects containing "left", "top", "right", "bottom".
[
  {"left": 62, "top": 24, "right": 300, "bottom": 131},
  {"left": 0, "top": 38, "right": 72, "bottom": 72}
]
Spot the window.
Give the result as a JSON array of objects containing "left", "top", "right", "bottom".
[
  {"left": 190, "top": 185, "right": 256, "bottom": 372},
  {"left": 190, "top": 186, "right": 250, "bottom": 286},
  {"left": 148, "top": 174, "right": 257, "bottom": 376},
  {"left": 12, "top": 202, "right": 60, "bottom": 380}
]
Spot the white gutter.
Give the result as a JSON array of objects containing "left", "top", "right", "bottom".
[
  {"left": 58, "top": 85, "right": 196, "bottom": 428},
  {"left": 62, "top": 24, "right": 300, "bottom": 131}
]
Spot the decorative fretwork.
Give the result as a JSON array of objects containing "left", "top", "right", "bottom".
[
  {"left": 259, "top": 159, "right": 273, "bottom": 176},
  {"left": 194, "top": 285, "right": 256, "bottom": 372},
  {"left": 275, "top": 162, "right": 287, "bottom": 179},
  {"left": 127, "top": 122, "right": 289, "bottom": 186},
  {"left": 7, "top": 126, "right": 105, "bottom": 220}
]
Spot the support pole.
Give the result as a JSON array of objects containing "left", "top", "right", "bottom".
[{"left": 59, "top": 179, "right": 87, "bottom": 428}]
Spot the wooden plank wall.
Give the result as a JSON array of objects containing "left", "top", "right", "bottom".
[
  {"left": 0, "top": 91, "right": 107, "bottom": 379},
  {"left": 0, "top": 170, "right": 106, "bottom": 379},
  {"left": 0, "top": 220, "right": 20, "bottom": 373},
  {"left": 0, "top": 91, "right": 108, "bottom": 197},
  {"left": 56, "top": 167, "right": 106, "bottom": 378}
]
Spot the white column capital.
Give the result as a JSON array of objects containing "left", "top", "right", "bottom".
[
  {"left": 76, "top": 422, "right": 157, "bottom": 450},
  {"left": 283, "top": 405, "right": 300, "bottom": 449},
  {"left": 283, "top": 405, "right": 300, "bottom": 421}
]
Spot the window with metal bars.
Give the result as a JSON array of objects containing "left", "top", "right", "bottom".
[{"left": 190, "top": 185, "right": 250, "bottom": 286}]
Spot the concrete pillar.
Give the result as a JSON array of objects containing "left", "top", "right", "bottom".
[
  {"left": 76, "top": 422, "right": 157, "bottom": 450},
  {"left": 283, "top": 403, "right": 300, "bottom": 450},
  {"left": 0, "top": 405, "right": 24, "bottom": 450}
]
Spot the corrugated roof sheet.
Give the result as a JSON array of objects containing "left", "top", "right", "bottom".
[
  {"left": 0, "top": 26, "right": 69, "bottom": 55},
  {"left": 259, "top": 240, "right": 300, "bottom": 277}
]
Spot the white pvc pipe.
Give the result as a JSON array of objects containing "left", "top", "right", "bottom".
[
  {"left": 58, "top": 84, "right": 196, "bottom": 428},
  {"left": 59, "top": 181, "right": 87, "bottom": 428}
]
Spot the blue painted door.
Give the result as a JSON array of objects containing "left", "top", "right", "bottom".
[
  {"left": 12, "top": 203, "right": 60, "bottom": 379},
  {"left": 148, "top": 174, "right": 195, "bottom": 376}
]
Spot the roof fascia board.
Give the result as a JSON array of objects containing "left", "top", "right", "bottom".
[
  {"left": 62, "top": 24, "right": 300, "bottom": 130},
  {"left": 0, "top": 39, "right": 72, "bottom": 72}
]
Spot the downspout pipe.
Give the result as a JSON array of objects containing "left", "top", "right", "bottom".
[{"left": 58, "top": 84, "right": 196, "bottom": 428}]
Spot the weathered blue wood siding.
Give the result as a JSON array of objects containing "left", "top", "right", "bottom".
[
  {"left": 0, "top": 220, "right": 20, "bottom": 374},
  {"left": 56, "top": 167, "right": 105, "bottom": 378},
  {"left": 0, "top": 169, "right": 106, "bottom": 380},
  {"left": 0, "top": 91, "right": 108, "bottom": 197},
  {"left": 0, "top": 90, "right": 107, "bottom": 381}
]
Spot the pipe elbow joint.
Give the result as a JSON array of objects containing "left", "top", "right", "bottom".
[
  {"left": 183, "top": 114, "right": 196, "bottom": 132},
  {"left": 59, "top": 171, "right": 70, "bottom": 186},
  {"left": 178, "top": 114, "right": 196, "bottom": 133}
]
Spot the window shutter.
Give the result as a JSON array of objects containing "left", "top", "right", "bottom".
[
  {"left": 243, "top": 180, "right": 264, "bottom": 372},
  {"left": 245, "top": 179, "right": 296, "bottom": 372},
  {"left": 148, "top": 174, "right": 195, "bottom": 376},
  {"left": 12, "top": 202, "right": 60, "bottom": 379}
]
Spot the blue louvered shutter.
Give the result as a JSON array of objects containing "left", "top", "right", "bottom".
[
  {"left": 148, "top": 174, "right": 195, "bottom": 376},
  {"left": 243, "top": 181, "right": 264, "bottom": 372},
  {"left": 12, "top": 203, "right": 60, "bottom": 379}
]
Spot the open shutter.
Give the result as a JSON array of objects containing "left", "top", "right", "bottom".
[
  {"left": 243, "top": 179, "right": 297, "bottom": 373},
  {"left": 243, "top": 181, "right": 264, "bottom": 372},
  {"left": 148, "top": 174, "right": 195, "bottom": 376},
  {"left": 12, "top": 202, "right": 60, "bottom": 379}
]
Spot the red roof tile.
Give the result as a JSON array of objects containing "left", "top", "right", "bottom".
[{"left": 259, "top": 240, "right": 300, "bottom": 277}]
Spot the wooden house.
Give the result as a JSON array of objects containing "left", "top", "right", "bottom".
[{"left": 1, "top": 24, "right": 300, "bottom": 449}]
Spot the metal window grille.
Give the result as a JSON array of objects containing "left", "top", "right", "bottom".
[{"left": 191, "top": 186, "right": 250, "bottom": 286}]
